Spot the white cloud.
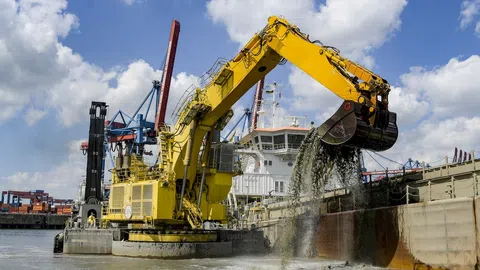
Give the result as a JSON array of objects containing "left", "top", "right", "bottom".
[
  {"left": 369, "top": 116, "right": 480, "bottom": 171},
  {"left": 288, "top": 67, "right": 343, "bottom": 121},
  {"left": 50, "top": 48, "right": 199, "bottom": 126},
  {"left": 0, "top": 0, "right": 199, "bottom": 127},
  {"left": 361, "top": 55, "right": 480, "bottom": 172},
  {"left": 0, "top": 0, "right": 77, "bottom": 123},
  {"left": 206, "top": 0, "right": 407, "bottom": 68},
  {"left": 460, "top": 0, "right": 480, "bottom": 35},
  {"left": 0, "top": 0, "right": 201, "bottom": 197},
  {"left": 400, "top": 55, "right": 480, "bottom": 120},
  {"left": 387, "top": 86, "right": 430, "bottom": 129},
  {"left": 0, "top": 139, "right": 86, "bottom": 198},
  {"left": 24, "top": 107, "right": 47, "bottom": 126}
]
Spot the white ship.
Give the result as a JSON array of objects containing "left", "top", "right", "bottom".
[{"left": 227, "top": 81, "right": 313, "bottom": 214}]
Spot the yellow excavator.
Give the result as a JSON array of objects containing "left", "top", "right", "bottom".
[{"left": 102, "top": 16, "right": 398, "bottom": 240}]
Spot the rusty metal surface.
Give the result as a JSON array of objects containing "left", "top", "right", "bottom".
[{"left": 315, "top": 198, "right": 478, "bottom": 269}]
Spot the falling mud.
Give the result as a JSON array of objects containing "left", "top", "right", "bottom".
[{"left": 279, "top": 128, "right": 364, "bottom": 269}]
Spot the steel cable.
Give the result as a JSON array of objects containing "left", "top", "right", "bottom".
[
  {"left": 365, "top": 151, "right": 386, "bottom": 170},
  {"left": 372, "top": 152, "right": 403, "bottom": 166}
]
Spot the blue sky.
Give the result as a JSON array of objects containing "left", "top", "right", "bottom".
[{"left": 1, "top": 0, "right": 479, "bottom": 198}]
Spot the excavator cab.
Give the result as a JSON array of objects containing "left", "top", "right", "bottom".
[{"left": 317, "top": 100, "right": 398, "bottom": 152}]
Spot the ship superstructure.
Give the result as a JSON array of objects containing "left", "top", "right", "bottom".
[{"left": 229, "top": 82, "right": 312, "bottom": 210}]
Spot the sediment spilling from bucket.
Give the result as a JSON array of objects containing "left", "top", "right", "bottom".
[{"left": 279, "top": 128, "right": 364, "bottom": 269}]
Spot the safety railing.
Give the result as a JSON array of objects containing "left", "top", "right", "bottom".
[
  {"left": 383, "top": 174, "right": 480, "bottom": 205},
  {"left": 273, "top": 143, "right": 285, "bottom": 150},
  {"left": 262, "top": 144, "right": 273, "bottom": 150},
  {"left": 169, "top": 58, "right": 228, "bottom": 126},
  {"left": 287, "top": 143, "right": 302, "bottom": 149},
  {"left": 113, "top": 155, "right": 161, "bottom": 183},
  {"left": 198, "top": 57, "right": 228, "bottom": 88},
  {"left": 170, "top": 84, "right": 197, "bottom": 124}
]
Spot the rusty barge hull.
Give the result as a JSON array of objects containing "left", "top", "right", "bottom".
[
  {"left": 257, "top": 158, "right": 480, "bottom": 269},
  {"left": 314, "top": 197, "right": 478, "bottom": 269}
]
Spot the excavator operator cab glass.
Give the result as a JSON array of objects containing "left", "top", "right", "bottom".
[{"left": 208, "top": 143, "right": 236, "bottom": 173}]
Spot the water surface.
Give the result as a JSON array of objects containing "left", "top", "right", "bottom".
[{"left": 0, "top": 230, "right": 382, "bottom": 269}]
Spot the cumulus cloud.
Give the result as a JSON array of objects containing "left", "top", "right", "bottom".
[
  {"left": 24, "top": 107, "right": 47, "bottom": 126},
  {"left": 400, "top": 55, "right": 480, "bottom": 119},
  {"left": 387, "top": 86, "right": 430, "bottom": 129},
  {"left": 365, "top": 116, "right": 480, "bottom": 171},
  {"left": 49, "top": 51, "right": 199, "bottom": 126},
  {"left": 0, "top": 0, "right": 77, "bottom": 123},
  {"left": 460, "top": 0, "right": 480, "bottom": 36},
  {"left": 0, "top": 0, "right": 198, "bottom": 127},
  {"left": 0, "top": 0, "right": 201, "bottom": 196},
  {"left": 288, "top": 67, "right": 343, "bottom": 120},
  {"left": 206, "top": 0, "right": 407, "bottom": 68},
  {"left": 0, "top": 139, "right": 86, "bottom": 198},
  {"left": 362, "top": 55, "right": 480, "bottom": 172}
]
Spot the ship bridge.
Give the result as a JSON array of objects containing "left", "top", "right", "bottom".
[{"left": 228, "top": 81, "right": 313, "bottom": 209}]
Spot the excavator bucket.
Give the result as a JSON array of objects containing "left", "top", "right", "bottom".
[{"left": 317, "top": 101, "right": 398, "bottom": 152}]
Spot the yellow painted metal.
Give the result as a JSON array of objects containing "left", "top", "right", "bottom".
[
  {"left": 181, "top": 198, "right": 203, "bottom": 229},
  {"left": 129, "top": 233, "right": 217, "bottom": 242},
  {"left": 102, "top": 156, "right": 177, "bottom": 223},
  {"left": 205, "top": 172, "right": 232, "bottom": 203},
  {"left": 105, "top": 15, "right": 392, "bottom": 231}
]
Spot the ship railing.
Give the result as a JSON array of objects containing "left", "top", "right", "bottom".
[
  {"left": 287, "top": 143, "right": 302, "bottom": 149},
  {"left": 273, "top": 143, "right": 285, "bottom": 150},
  {"left": 261, "top": 144, "right": 273, "bottom": 150},
  {"left": 281, "top": 115, "right": 309, "bottom": 128}
]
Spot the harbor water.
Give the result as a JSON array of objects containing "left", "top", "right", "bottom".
[{"left": 0, "top": 229, "right": 383, "bottom": 269}]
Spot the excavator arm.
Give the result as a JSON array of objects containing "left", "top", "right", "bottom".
[{"left": 161, "top": 15, "right": 398, "bottom": 224}]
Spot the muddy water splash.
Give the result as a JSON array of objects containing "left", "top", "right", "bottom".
[{"left": 279, "top": 128, "right": 363, "bottom": 269}]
